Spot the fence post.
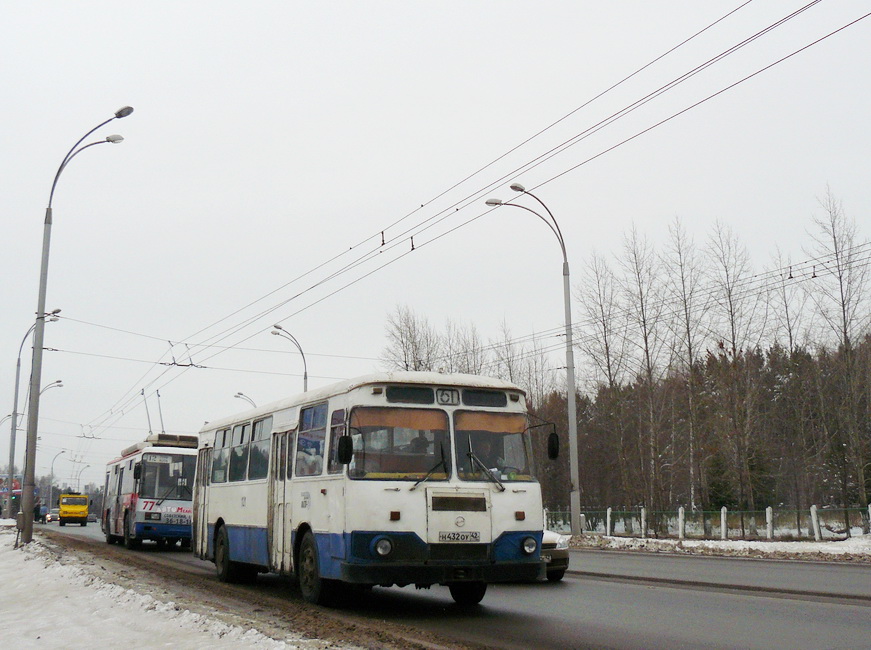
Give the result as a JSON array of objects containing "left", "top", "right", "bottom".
[
  {"left": 579, "top": 513, "right": 586, "bottom": 535},
  {"left": 641, "top": 507, "right": 647, "bottom": 539},
  {"left": 810, "top": 505, "right": 822, "bottom": 541},
  {"left": 720, "top": 506, "right": 728, "bottom": 540},
  {"left": 678, "top": 506, "right": 685, "bottom": 540},
  {"left": 606, "top": 507, "right": 612, "bottom": 536},
  {"left": 766, "top": 506, "right": 773, "bottom": 540}
]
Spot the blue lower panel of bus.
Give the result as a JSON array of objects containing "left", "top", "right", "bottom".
[
  {"left": 332, "top": 530, "right": 544, "bottom": 585},
  {"left": 206, "top": 524, "right": 270, "bottom": 567},
  {"left": 134, "top": 522, "right": 191, "bottom": 542}
]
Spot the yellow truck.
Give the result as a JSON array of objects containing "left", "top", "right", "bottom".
[{"left": 58, "top": 493, "right": 90, "bottom": 526}]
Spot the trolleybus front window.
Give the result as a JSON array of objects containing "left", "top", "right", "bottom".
[
  {"left": 455, "top": 411, "right": 534, "bottom": 482},
  {"left": 140, "top": 453, "right": 196, "bottom": 501},
  {"left": 348, "top": 407, "right": 450, "bottom": 481}
]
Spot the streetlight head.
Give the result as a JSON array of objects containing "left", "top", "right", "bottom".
[
  {"left": 105, "top": 134, "right": 124, "bottom": 144},
  {"left": 115, "top": 106, "right": 134, "bottom": 118},
  {"left": 509, "top": 183, "right": 526, "bottom": 193},
  {"left": 271, "top": 330, "right": 281, "bottom": 336},
  {"left": 50, "top": 308, "right": 61, "bottom": 315},
  {"left": 273, "top": 323, "right": 284, "bottom": 330},
  {"left": 485, "top": 198, "right": 503, "bottom": 207}
]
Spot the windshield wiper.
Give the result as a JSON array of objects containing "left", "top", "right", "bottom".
[
  {"left": 410, "top": 441, "right": 448, "bottom": 491},
  {"left": 155, "top": 480, "right": 191, "bottom": 506},
  {"left": 467, "top": 440, "right": 505, "bottom": 492}
]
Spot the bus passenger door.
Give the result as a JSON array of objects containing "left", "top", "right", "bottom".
[
  {"left": 193, "top": 447, "right": 211, "bottom": 560},
  {"left": 269, "top": 431, "right": 288, "bottom": 573}
]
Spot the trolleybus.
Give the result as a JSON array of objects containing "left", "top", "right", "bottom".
[
  {"left": 103, "top": 433, "right": 198, "bottom": 549},
  {"left": 193, "top": 371, "right": 558, "bottom": 606}
]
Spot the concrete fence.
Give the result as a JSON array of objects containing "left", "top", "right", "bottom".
[{"left": 545, "top": 504, "right": 871, "bottom": 540}]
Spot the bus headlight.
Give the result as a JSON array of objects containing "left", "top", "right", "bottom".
[
  {"left": 374, "top": 537, "right": 393, "bottom": 557},
  {"left": 521, "top": 536, "right": 537, "bottom": 555}
]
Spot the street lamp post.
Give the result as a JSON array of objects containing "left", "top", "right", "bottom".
[
  {"left": 75, "top": 464, "right": 90, "bottom": 492},
  {"left": 271, "top": 324, "right": 308, "bottom": 392},
  {"left": 21, "top": 106, "right": 133, "bottom": 544},
  {"left": 7, "top": 313, "right": 59, "bottom": 519},
  {"left": 49, "top": 450, "right": 65, "bottom": 510},
  {"left": 234, "top": 392, "right": 257, "bottom": 408},
  {"left": 485, "top": 184, "right": 582, "bottom": 535}
]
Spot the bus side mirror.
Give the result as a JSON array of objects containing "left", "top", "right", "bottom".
[
  {"left": 337, "top": 436, "right": 353, "bottom": 465},
  {"left": 133, "top": 464, "right": 141, "bottom": 480},
  {"left": 547, "top": 432, "right": 560, "bottom": 460}
]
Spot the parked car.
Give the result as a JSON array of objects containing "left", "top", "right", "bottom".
[
  {"left": 87, "top": 512, "right": 97, "bottom": 522},
  {"left": 541, "top": 530, "right": 570, "bottom": 581}
]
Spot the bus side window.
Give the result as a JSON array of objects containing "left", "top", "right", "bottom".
[
  {"left": 327, "top": 409, "right": 346, "bottom": 474},
  {"left": 248, "top": 416, "right": 272, "bottom": 481},
  {"left": 211, "top": 428, "right": 230, "bottom": 483},
  {"left": 296, "top": 404, "right": 327, "bottom": 477},
  {"left": 286, "top": 430, "right": 296, "bottom": 479},
  {"left": 229, "top": 423, "right": 250, "bottom": 482}
]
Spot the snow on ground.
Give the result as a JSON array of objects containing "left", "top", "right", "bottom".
[
  {"left": 572, "top": 532, "right": 871, "bottom": 561},
  {"left": 0, "top": 521, "right": 338, "bottom": 649}
]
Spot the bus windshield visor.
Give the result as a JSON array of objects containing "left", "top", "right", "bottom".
[
  {"left": 140, "top": 453, "right": 196, "bottom": 501},
  {"left": 348, "top": 407, "right": 450, "bottom": 481},
  {"left": 455, "top": 412, "right": 535, "bottom": 482}
]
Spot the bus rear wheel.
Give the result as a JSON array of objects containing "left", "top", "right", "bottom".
[
  {"left": 123, "top": 514, "right": 141, "bottom": 550},
  {"left": 298, "top": 531, "right": 339, "bottom": 606},
  {"left": 448, "top": 581, "right": 487, "bottom": 606},
  {"left": 215, "top": 525, "right": 255, "bottom": 583}
]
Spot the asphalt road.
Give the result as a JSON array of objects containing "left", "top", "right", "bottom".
[{"left": 44, "top": 523, "right": 871, "bottom": 649}]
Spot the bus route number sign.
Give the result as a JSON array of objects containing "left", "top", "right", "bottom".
[
  {"left": 438, "top": 531, "right": 480, "bottom": 543},
  {"left": 436, "top": 389, "right": 460, "bottom": 406}
]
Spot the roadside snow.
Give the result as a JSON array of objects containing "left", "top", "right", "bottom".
[
  {"left": 572, "top": 532, "right": 871, "bottom": 560},
  {"left": 0, "top": 521, "right": 338, "bottom": 649}
]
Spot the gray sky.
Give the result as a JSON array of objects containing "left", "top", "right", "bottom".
[{"left": 3, "top": 2, "right": 869, "bottom": 490}]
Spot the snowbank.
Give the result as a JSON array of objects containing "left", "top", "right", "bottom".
[
  {"left": 0, "top": 522, "right": 332, "bottom": 649},
  {"left": 572, "top": 532, "right": 871, "bottom": 560}
]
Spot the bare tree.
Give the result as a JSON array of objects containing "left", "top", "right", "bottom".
[
  {"left": 706, "top": 221, "right": 767, "bottom": 524},
  {"left": 621, "top": 226, "right": 666, "bottom": 514},
  {"left": 662, "top": 217, "right": 709, "bottom": 510},
  {"left": 576, "top": 252, "right": 629, "bottom": 389},
  {"left": 805, "top": 189, "right": 870, "bottom": 524},
  {"left": 442, "top": 318, "right": 488, "bottom": 375},
  {"left": 381, "top": 304, "right": 443, "bottom": 371}
]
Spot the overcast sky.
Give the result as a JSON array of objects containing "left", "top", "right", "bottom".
[{"left": 2, "top": 2, "right": 869, "bottom": 490}]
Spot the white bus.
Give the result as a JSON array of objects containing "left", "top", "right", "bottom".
[
  {"left": 103, "top": 433, "right": 198, "bottom": 549},
  {"left": 193, "top": 371, "right": 559, "bottom": 606}
]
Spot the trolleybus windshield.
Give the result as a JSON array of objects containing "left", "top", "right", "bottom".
[
  {"left": 348, "top": 407, "right": 450, "bottom": 480},
  {"left": 140, "top": 453, "right": 196, "bottom": 501}
]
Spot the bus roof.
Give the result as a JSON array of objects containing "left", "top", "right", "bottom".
[{"left": 198, "top": 371, "right": 525, "bottom": 434}]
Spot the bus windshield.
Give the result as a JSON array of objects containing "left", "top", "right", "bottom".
[
  {"left": 140, "top": 453, "right": 196, "bottom": 501},
  {"left": 348, "top": 407, "right": 450, "bottom": 481},
  {"left": 454, "top": 411, "right": 535, "bottom": 482}
]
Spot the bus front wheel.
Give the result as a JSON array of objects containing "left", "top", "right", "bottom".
[
  {"left": 298, "top": 531, "right": 339, "bottom": 606},
  {"left": 448, "top": 581, "right": 487, "bottom": 606}
]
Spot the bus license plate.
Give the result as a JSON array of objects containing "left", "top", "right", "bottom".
[{"left": 438, "top": 531, "right": 480, "bottom": 543}]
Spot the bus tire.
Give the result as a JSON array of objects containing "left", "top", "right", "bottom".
[
  {"left": 448, "top": 581, "right": 487, "bottom": 606},
  {"left": 59, "top": 520, "right": 65, "bottom": 527},
  {"left": 124, "top": 514, "right": 141, "bottom": 550},
  {"left": 298, "top": 531, "right": 338, "bottom": 606},
  {"left": 215, "top": 525, "right": 247, "bottom": 583}
]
